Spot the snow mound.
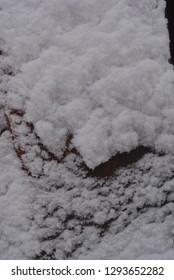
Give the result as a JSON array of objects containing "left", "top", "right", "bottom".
[{"left": 1, "top": 0, "right": 174, "bottom": 168}]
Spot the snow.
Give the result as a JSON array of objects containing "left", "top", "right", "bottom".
[
  {"left": 0, "top": 0, "right": 173, "bottom": 168},
  {"left": 0, "top": 131, "right": 40, "bottom": 259},
  {"left": 1, "top": 129, "right": 174, "bottom": 259},
  {"left": 1, "top": 0, "right": 174, "bottom": 260}
]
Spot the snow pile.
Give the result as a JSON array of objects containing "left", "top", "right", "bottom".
[{"left": 0, "top": 0, "right": 173, "bottom": 168}]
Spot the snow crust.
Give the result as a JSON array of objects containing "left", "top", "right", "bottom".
[{"left": 1, "top": 0, "right": 174, "bottom": 168}]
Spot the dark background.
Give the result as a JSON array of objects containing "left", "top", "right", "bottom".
[{"left": 165, "top": 0, "right": 174, "bottom": 64}]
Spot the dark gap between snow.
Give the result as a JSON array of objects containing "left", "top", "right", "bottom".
[
  {"left": 87, "top": 146, "right": 152, "bottom": 178},
  {"left": 165, "top": 0, "right": 174, "bottom": 64}
]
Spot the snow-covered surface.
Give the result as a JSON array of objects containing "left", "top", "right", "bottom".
[
  {"left": 1, "top": 0, "right": 174, "bottom": 259},
  {"left": 0, "top": 131, "right": 37, "bottom": 259},
  {"left": 1, "top": 132, "right": 174, "bottom": 259},
  {"left": 1, "top": 0, "right": 174, "bottom": 168}
]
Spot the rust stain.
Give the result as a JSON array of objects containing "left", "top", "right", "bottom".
[
  {"left": 14, "top": 146, "right": 25, "bottom": 159},
  {"left": 60, "top": 134, "right": 79, "bottom": 161},
  {"left": 4, "top": 112, "right": 13, "bottom": 137},
  {"left": 10, "top": 108, "right": 25, "bottom": 117}
]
